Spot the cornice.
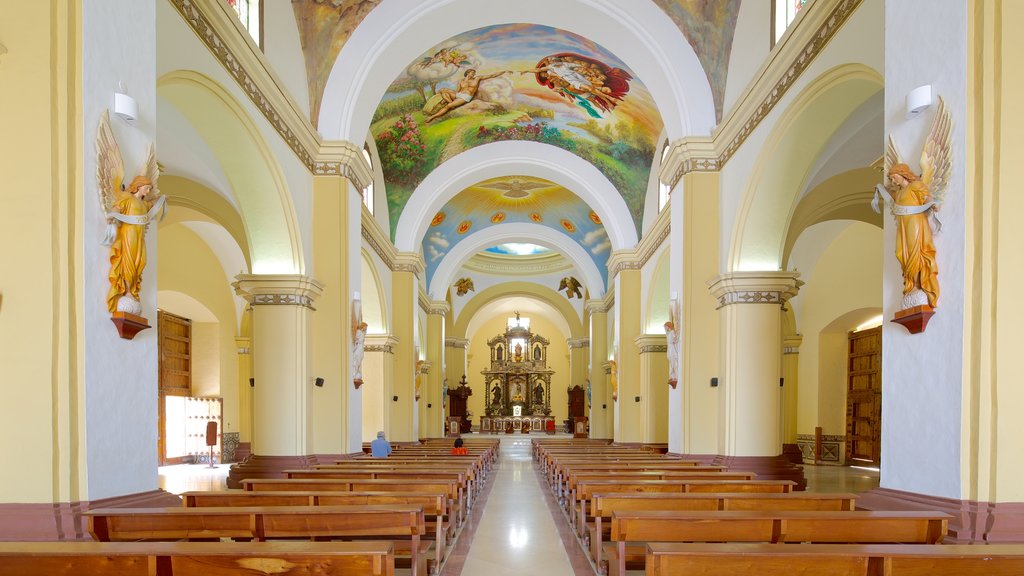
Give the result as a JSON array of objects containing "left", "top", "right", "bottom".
[
  {"left": 445, "top": 338, "right": 470, "bottom": 350},
  {"left": 585, "top": 294, "right": 614, "bottom": 315},
  {"left": 660, "top": 0, "right": 865, "bottom": 186},
  {"left": 566, "top": 338, "right": 590, "bottom": 350},
  {"left": 463, "top": 252, "right": 573, "bottom": 276},
  {"left": 232, "top": 274, "right": 324, "bottom": 309},
  {"left": 608, "top": 209, "right": 669, "bottom": 280},
  {"left": 365, "top": 334, "right": 398, "bottom": 354},
  {"left": 169, "top": 0, "right": 371, "bottom": 187},
  {"left": 425, "top": 300, "right": 450, "bottom": 316},
  {"left": 783, "top": 334, "right": 804, "bottom": 355},
  {"left": 361, "top": 208, "right": 397, "bottom": 269},
  {"left": 394, "top": 252, "right": 425, "bottom": 276},
  {"left": 706, "top": 271, "right": 803, "bottom": 309},
  {"left": 634, "top": 334, "right": 667, "bottom": 354}
]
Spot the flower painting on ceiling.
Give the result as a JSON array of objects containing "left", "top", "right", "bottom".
[
  {"left": 372, "top": 24, "right": 664, "bottom": 239},
  {"left": 422, "top": 176, "right": 612, "bottom": 291}
]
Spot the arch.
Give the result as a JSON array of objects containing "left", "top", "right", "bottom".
[
  {"left": 319, "top": 0, "right": 714, "bottom": 142},
  {"left": 360, "top": 248, "right": 388, "bottom": 333},
  {"left": 159, "top": 175, "right": 252, "bottom": 273},
  {"left": 396, "top": 141, "right": 638, "bottom": 252},
  {"left": 452, "top": 281, "right": 584, "bottom": 340},
  {"left": 730, "top": 64, "right": 883, "bottom": 271},
  {"left": 427, "top": 223, "right": 605, "bottom": 300},
  {"left": 644, "top": 246, "right": 672, "bottom": 334},
  {"left": 157, "top": 70, "right": 303, "bottom": 274}
]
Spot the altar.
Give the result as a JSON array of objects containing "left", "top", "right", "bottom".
[{"left": 479, "top": 415, "right": 555, "bottom": 433}]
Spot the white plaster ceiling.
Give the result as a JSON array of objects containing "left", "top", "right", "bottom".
[{"left": 156, "top": 95, "right": 237, "bottom": 211}]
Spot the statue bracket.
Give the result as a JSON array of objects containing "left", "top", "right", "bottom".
[
  {"left": 892, "top": 305, "right": 934, "bottom": 334},
  {"left": 111, "top": 312, "right": 150, "bottom": 340}
]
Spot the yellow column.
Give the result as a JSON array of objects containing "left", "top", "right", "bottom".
[
  {"left": 636, "top": 334, "right": 669, "bottom": 443},
  {"left": 361, "top": 335, "right": 397, "bottom": 442},
  {"left": 680, "top": 170, "right": 721, "bottom": 455},
  {"left": 421, "top": 302, "right": 448, "bottom": 438},
  {"left": 445, "top": 338, "right": 470, "bottom": 396},
  {"left": 707, "top": 272, "right": 801, "bottom": 456},
  {"left": 389, "top": 254, "right": 423, "bottom": 442},
  {"left": 235, "top": 336, "right": 252, "bottom": 450},
  {"left": 781, "top": 335, "right": 802, "bottom": 445},
  {"left": 586, "top": 301, "right": 610, "bottom": 438},
  {"left": 567, "top": 338, "right": 590, "bottom": 391},
  {"left": 614, "top": 267, "right": 643, "bottom": 443},
  {"left": 233, "top": 275, "right": 323, "bottom": 456}
]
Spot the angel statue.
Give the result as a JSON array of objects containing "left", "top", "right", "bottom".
[
  {"left": 665, "top": 298, "right": 680, "bottom": 388},
  {"left": 352, "top": 297, "right": 368, "bottom": 388},
  {"left": 96, "top": 110, "right": 165, "bottom": 318},
  {"left": 873, "top": 96, "right": 951, "bottom": 314},
  {"left": 454, "top": 277, "right": 475, "bottom": 296},
  {"left": 558, "top": 276, "right": 583, "bottom": 299}
]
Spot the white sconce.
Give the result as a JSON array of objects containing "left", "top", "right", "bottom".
[
  {"left": 113, "top": 81, "right": 137, "bottom": 123},
  {"left": 906, "top": 85, "right": 932, "bottom": 119}
]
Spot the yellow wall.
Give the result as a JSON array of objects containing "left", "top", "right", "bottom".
[
  {"left": 792, "top": 222, "right": 881, "bottom": 439},
  {"left": 465, "top": 313, "right": 570, "bottom": 424},
  {"left": 157, "top": 225, "right": 240, "bottom": 433}
]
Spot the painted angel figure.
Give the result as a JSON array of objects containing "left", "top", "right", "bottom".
[
  {"left": 96, "top": 110, "right": 165, "bottom": 316},
  {"left": 873, "top": 96, "right": 952, "bottom": 311},
  {"left": 522, "top": 53, "right": 632, "bottom": 118},
  {"left": 558, "top": 276, "right": 583, "bottom": 299}
]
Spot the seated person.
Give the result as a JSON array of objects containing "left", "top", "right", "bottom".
[
  {"left": 451, "top": 437, "right": 468, "bottom": 455},
  {"left": 370, "top": 430, "right": 392, "bottom": 458},
  {"left": 505, "top": 421, "right": 514, "bottom": 434},
  {"left": 521, "top": 421, "right": 531, "bottom": 434}
]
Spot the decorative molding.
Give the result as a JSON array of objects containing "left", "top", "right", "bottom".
[
  {"left": 425, "top": 300, "right": 450, "bottom": 316},
  {"left": 463, "top": 252, "right": 573, "bottom": 276},
  {"left": 659, "top": 0, "right": 865, "bottom": 187},
  {"left": 602, "top": 362, "right": 612, "bottom": 375},
  {"left": 393, "top": 251, "right": 425, "bottom": 276},
  {"left": 445, "top": 338, "right": 470, "bottom": 350},
  {"left": 585, "top": 296, "right": 613, "bottom": 315},
  {"left": 707, "top": 271, "right": 802, "bottom": 309},
  {"left": 235, "top": 337, "right": 251, "bottom": 356},
  {"left": 361, "top": 209, "right": 397, "bottom": 270},
  {"left": 566, "top": 338, "right": 590, "bottom": 350},
  {"left": 366, "top": 334, "right": 398, "bottom": 354},
  {"left": 783, "top": 346, "right": 800, "bottom": 355},
  {"left": 237, "top": 347, "right": 251, "bottom": 355},
  {"left": 607, "top": 208, "right": 670, "bottom": 279},
  {"left": 168, "top": 0, "right": 371, "bottom": 187},
  {"left": 233, "top": 274, "right": 324, "bottom": 310},
  {"left": 635, "top": 334, "right": 668, "bottom": 354}
]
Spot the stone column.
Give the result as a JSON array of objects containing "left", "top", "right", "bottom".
[
  {"left": 707, "top": 272, "right": 805, "bottom": 488},
  {"left": 420, "top": 301, "right": 448, "bottom": 438},
  {"left": 389, "top": 253, "right": 423, "bottom": 442},
  {"left": 635, "top": 335, "right": 669, "bottom": 444},
  {"left": 567, "top": 337, "right": 590, "bottom": 393},
  {"left": 586, "top": 300, "right": 610, "bottom": 438},
  {"left": 228, "top": 274, "right": 323, "bottom": 487}
]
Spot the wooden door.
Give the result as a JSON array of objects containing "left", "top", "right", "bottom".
[
  {"left": 158, "top": 310, "right": 192, "bottom": 466},
  {"left": 845, "top": 326, "right": 881, "bottom": 465},
  {"left": 568, "top": 385, "right": 585, "bottom": 419}
]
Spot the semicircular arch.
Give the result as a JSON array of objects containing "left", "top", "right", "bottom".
[
  {"left": 157, "top": 70, "right": 303, "bottom": 274},
  {"left": 453, "top": 281, "right": 584, "bottom": 340},
  {"left": 730, "top": 64, "right": 883, "bottom": 272}
]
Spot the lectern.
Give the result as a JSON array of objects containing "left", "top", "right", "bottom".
[{"left": 573, "top": 416, "right": 588, "bottom": 439}]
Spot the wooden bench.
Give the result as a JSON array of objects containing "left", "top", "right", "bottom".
[
  {"left": 181, "top": 490, "right": 451, "bottom": 568},
  {"left": 284, "top": 468, "right": 473, "bottom": 514},
  {"left": 606, "top": 510, "right": 950, "bottom": 576},
  {"left": 550, "top": 462, "right": 717, "bottom": 493},
  {"left": 573, "top": 479, "right": 796, "bottom": 533},
  {"left": 585, "top": 492, "right": 857, "bottom": 569},
  {"left": 0, "top": 541, "right": 394, "bottom": 576},
  {"left": 564, "top": 471, "right": 757, "bottom": 509},
  {"left": 86, "top": 505, "right": 429, "bottom": 576},
  {"left": 644, "top": 542, "right": 1024, "bottom": 576}
]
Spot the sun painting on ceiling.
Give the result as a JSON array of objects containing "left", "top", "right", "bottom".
[
  {"left": 372, "top": 24, "right": 664, "bottom": 239},
  {"left": 422, "top": 176, "right": 612, "bottom": 291}
]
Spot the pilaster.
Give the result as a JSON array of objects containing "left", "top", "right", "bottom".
[
  {"left": 390, "top": 253, "right": 423, "bottom": 442},
  {"left": 421, "top": 301, "right": 449, "bottom": 438},
  {"left": 635, "top": 334, "right": 669, "bottom": 444},
  {"left": 586, "top": 299, "right": 611, "bottom": 438},
  {"left": 361, "top": 334, "right": 398, "bottom": 442},
  {"left": 234, "top": 336, "right": 252, "bottom": 459},
  {"left": 614, "top": 266, "right": 642, "bottom": 443},
  {"left": 782, "top": 335, "right": 803, "bottom": 445}
]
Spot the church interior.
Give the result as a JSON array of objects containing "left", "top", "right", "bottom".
[{"left": 2, "top": 0, "right": 1024, "bottom": 572}]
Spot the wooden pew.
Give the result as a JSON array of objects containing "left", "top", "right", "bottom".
[
  {"left": 241, "top": 477, "right": 465, "bottom": 525},
  {"left": 607, "top": 510, "right": 950, "bottom": 576},
  {"left": 550, "top": 462, "right": 718, "bottom": 494},
  {"left": 284, "top": 468, "right": 472, "bottom": 515},
  {"left": 585, "top": 492, "right": 857, "bottom": 569},
  {"left": 644, "top": 542, "right": 1024, "bottom": 576},
  {"left": 0, "top": 541, "right": 395, "bottom": 576},
  {"left": 86, "top": 505, "right": 429, "bottom": 576},
  {"left": 564, "top": 471, "right": 757, "bottom": 509},
  {"left": 182, "top": 490, "right": 451, "bottom": 568},
  {"left": 572, "top": 479, "right": 796, "bottom": 533}
]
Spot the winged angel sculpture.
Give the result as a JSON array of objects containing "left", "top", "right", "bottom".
[
  {"left": 873, "top": 96, "right": 952, "bottom": 315},
  {"left": 96, "top": 110, "right": 165, "bottom": 318},
  {"left": 558, "top": 276, "right": 583, "bottom": 299}
]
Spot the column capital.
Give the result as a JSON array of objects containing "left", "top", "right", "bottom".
[
  {"left": 783, "top": 334, "right": 804, "bottom": 355},
  {"left": 634, "top": 334, "right": 668, "bottom": 354},
  {"left": 424, "top": 300, "right": 450, "bottom": 316},
  {"left": 393, "top": 252, "right": 425, "bottom": 275},
  {"left": 707, "top": 271, "right": 803, "bottom": 309},
  {"left": 607, "top": 249, "right": 643, "bottom": 279},
  {"left": 235, "top": 337, "right": 251, "bottom": 355},
  {"left": 233, "top": 274, "right": 324, "bottom": 309},
  {"left": 445, "top": 338, "right": 470, "bottom": 350},
  {"left": 314, "top": 140, "right": 372, "bottom": 190},
  {"left": 567, "top": 338, "right": 590, "bottom": 350},
  {"left": 659, "top": 136, "right": 719, "bottom": 189},
  {"left": 586, "top": 297, "right": 612, "bottom": 314},
  {"left": 366, "top": 334, "right": 398, "bottom": 354}
]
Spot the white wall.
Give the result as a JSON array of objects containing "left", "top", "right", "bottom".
[
  {"left": 261, "top": 0, "right": 310, "bottom": 120},
  {"left": 723, "top": 0, "right": 771, "bottom": 116},
  {"left": 880, "top": 0, "right": 966, "bottom": 499},
  {"left": 83, "top": 0, "right": 158, "bottom": 500}
]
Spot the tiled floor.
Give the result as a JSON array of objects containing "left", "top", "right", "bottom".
[{"left": 159, "top": 440, "right": 881, "bottom": 575}]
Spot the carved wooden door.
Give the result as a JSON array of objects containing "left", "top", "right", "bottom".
[
  {"left": 568, "top": 385, "right": 585, "bottom": 419},
  {"left": 158, "top": 310, "right": 192, "bottom": 466},
  {"left": 845, "top": 326, "right": 881, "bottom": 465}
]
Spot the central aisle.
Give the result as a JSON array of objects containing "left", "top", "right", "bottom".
[{"left": 443, "top": 436, "right": 592, "bottom": 575}]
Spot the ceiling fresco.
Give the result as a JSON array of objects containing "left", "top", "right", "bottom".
[
  {"left": 652, "top": 0, "right": 742, "bottom": 122},
  {"left": 423, "top": 176, "right": 611, "bottom": 291},
  {"left": 293, "top": 0, "right": 382, "bottom": 125},
  {"left": 372, "top": 24, "right": 664, "bottom": 240}
]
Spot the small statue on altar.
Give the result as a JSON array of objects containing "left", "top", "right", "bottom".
[
  {"left": 491, "top": 384, "right": 501, "bottom": 405},
  {"left": 533, "top": 381, "right": 544, "bottom": 403},
  {"left": 514, "top": 342, "right": 523, "bottom": 362}
]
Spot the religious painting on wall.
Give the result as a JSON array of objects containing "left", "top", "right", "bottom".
[{"left": 371, "top": 23, "right": 664, "bottom": 238}]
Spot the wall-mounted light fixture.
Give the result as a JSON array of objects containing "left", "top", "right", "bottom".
[
  {"left": 113, "top": 81, "right": 137, "bottom": 123},
  {"left": 906, "top": 85, "right": 932, "bottom": 119}
]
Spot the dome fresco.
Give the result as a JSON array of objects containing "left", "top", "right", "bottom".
[
  {"left": 371, "top": 23, "right": 664, "bottom": 240},
  {"left": 422, "top": 176, "right": 612, "bottom": 290}
]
